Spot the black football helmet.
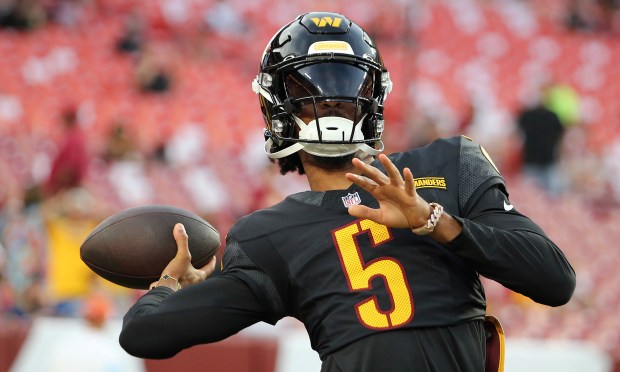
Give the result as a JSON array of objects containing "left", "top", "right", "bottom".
[{"left": 252, "top": 12, "right": 392, "bottom": 158}]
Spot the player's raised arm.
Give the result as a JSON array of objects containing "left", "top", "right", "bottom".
[
  {"left": 444, "top": 185, "right": 576, "bottom": 307},
  {"left": 347, "top": 141, "right": 575, "bottom": 308}
]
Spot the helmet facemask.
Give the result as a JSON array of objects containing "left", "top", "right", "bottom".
[
  {"left": 252, "top": 12, "right": 393, "bottom": 160},
  {"left": 254, "top": 53, "right": 391, "bottom": 159}
]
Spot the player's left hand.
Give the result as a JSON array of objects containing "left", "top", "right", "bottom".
[
  {"left": 346, "top": 154, "right": 431, "bottom": 229},
  {"left": 150, "top": 223, "right": 217, "bottom": 291}
]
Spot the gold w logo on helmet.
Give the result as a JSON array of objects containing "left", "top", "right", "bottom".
[{"left": 311, "top": 17, "right": 342, "bottom": 28}]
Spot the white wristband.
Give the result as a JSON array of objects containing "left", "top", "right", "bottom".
[{"left": 411, "top": 203, "right": 444, "bottom": 235}]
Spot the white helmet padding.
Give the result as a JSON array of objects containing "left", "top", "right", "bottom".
[{"left": 264, "top": 113, "right": 384, "bottom": 160}]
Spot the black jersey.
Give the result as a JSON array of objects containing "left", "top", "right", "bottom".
[
  {"left": 120, "top": 136, "right": 575, "bottom": 371},
  {"left": 228, "top": 136, "right": 501, "bottom": 354}
]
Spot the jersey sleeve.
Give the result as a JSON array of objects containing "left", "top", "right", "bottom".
[
  {"left": 440, "top": 136, "right": 575, "bottom": 307},
  {"left": 120, "top": 229, "right": 289, "bottom": 359},
  {"left": 120, "top": 274, "right": 273, "bottom": 359},
  {"left": 446, "top": 184, "right": 576, "bottom": 307},
  {"left": 456, "top": 136, "right": 506, "bottom": 215},
  {"left": 221, "top": 238, "right": 287, "bottom": 322}
]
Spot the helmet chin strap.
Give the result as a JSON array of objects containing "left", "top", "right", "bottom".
[
  {"left": 264, "top": 114, "right": 384, "bottom": 159},
  {"left": 264, "top": 139, "right": 305, "bottom": 159}
]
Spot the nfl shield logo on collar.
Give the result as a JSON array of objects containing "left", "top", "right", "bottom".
[{"left": 341, "top": 192, "right": 361, "bottom": 208}]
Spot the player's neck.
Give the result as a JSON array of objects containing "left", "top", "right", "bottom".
[
  {"left": 305, "top": 168, "right": 354, "bottom": 191},
  {"left": 301, "top": 152, "right": 373, "bottom": 192}
]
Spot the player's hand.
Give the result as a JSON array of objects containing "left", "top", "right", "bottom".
[
  {"left": 345, "top": 154, "right": 431, "bottom": 229},
  {"left": 150, "top": 223, "right": 217, "bottom": 291}
]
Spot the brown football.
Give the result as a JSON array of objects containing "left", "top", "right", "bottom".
[{"left": 80, "top": 205, "right": 221, "bottom": 289}]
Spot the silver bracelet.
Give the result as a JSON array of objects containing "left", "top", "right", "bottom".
[{"left": 411, "top": 203, "right": 444, "bottom": 235}]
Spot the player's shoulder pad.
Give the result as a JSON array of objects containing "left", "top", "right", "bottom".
[
  {"left": 456, "top": 135, "right": 506, "bottom": 211},
  {"left": 225, "top": 211, "right": 293, "bottom": 314},
  {"left": 457, "top": 135, "right": 502, "bottom": 177},
  {"left": 228, "top": 201, "right": 287, "bottom": 242},
  {"left": 392, "top": 135, "right": 462, "bottom": 174},
  {"left": 228, "top": 212, "right": 262, "bottom": 242}
]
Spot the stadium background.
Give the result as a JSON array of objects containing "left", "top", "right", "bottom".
[{"left": 0, "top": 0, "right": 619, "bottom": 370}]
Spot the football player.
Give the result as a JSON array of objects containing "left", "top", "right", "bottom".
[{"left": 120, "top": 12, "right": 575, "bottom": 371}]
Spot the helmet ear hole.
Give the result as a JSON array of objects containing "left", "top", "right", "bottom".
[
  {"left": 277, "top": 117, "right": 296, "bottom": 139},
  {"left": 283, "top": 99, "right": 301, "bottom": 115}
]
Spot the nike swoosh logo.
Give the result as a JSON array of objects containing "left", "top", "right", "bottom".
[{"left": 503, "top": 201, "right": 514, "bottom": 211}]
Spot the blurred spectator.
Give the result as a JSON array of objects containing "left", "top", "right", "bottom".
[
  {"left": 81, "top": 291, "right": 111, "bottom": 329},
  {"left": 0, "top": 194, "right": 48, "bottom": 318},
  {"left": 116, "top": 13, "right": 145, "bottom": 55},
  {"left": 43, "top": 106, "right": 89, "bottom": 198},
  {"left": 102, "top": 120, "right": 138, "bottom": 163},
  {"left": 516, "top": 91, "right": 566, "bottom": 196},
  {"left": 543, "top": 81, "right": 581, "bottom": 128},
  {"left": 134, "top": 46, "right": 173, "bottom": 94},
  {"left": 565, "top": 0, "right": 597, "bottom": 31},
  {"left": 0, "top": 0, "right": 10, "bottom": 21},
  {"left": 0, "top": 0, "right": 46, "bottom": 31},
  {"left": 564, "top": 0, "right": 620, "bottom": 32},
  {"left": 601, "top": 0, "right": 620, "bottom": 33},
  {"left": 40, "top": 187, "right": 99, "bottom": 316}
]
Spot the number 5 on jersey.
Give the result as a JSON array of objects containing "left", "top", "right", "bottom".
[{"left": 333, "top": 219, "right": 414, "bottom": 329}]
